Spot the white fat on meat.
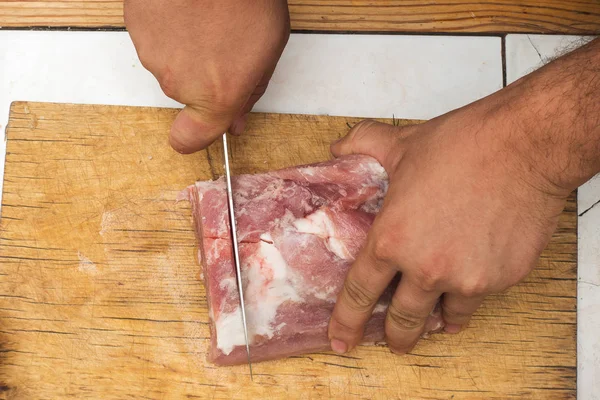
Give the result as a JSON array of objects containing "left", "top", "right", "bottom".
[
  {"left": 292, "top": 209, "right": 352, "bottom": 261},
  {"left": 360, "top": 159, "right": 387, "bottom": 179},
  {"left": 372, "top": 303, "right": 387, "bottom": 314},
  {"left": 215, "top": 233, "right": 301, "bottom": 355},
  {"left": 215, "top": 308, "right": 246, "bottom": 355}
]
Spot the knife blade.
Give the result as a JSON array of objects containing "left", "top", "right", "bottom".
[{"left": 222, "top": 133, "right": 253, "bottom": 380}]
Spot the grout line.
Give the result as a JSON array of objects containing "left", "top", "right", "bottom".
[
  {"left": 0, "top": 26, "right": 598, "bottom": 36},
  {"left": 501, "top": 35, "right": 507, "bottom": 87},
  {"left": 0, "top": 26, "right": 508, "bottom": 37},
  {"left": 292, "top": 30, "right": 505, "bottom": 37},
  {"left": 0, "top": 26, "right": 127, "bottom": 32}
]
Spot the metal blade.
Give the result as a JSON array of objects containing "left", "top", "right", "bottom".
[{"left": 222, "top": 133, "right": 253, "bottom": 380}]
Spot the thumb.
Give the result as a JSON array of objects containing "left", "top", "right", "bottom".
[
  {"left": 331, "top": 120, "right": 404, "bottom": 173},
  {"left": 169, "top": 105, "right": 234, "bottom": 154}
]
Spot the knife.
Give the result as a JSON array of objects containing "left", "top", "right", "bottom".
[{"left": 222, "top": 133, "right": 253, "bottom": 380}]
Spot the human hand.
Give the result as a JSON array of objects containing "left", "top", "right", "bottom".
[
  {"left": 327, "top": 97, "right": 570, "bottom": 355},
  {"left": 125, "top": 0, "right": 290, "bottom": 153}
]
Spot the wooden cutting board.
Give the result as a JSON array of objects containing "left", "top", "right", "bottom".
[{"left": 0, "top": 102, "right": 576, "bottom": 399}]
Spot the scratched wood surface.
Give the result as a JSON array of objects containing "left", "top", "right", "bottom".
[
  {"left": 0, "top": 0, "right": 599, "bottom": 34},
  {"left": 0, "top": 102, "right": 576, "bottom": 399}
]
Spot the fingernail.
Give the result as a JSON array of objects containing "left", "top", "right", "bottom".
[
  {"left": 230, "top": 114, "right": 249, "bottom": 136},
  {"left": 444, "top": 324, "right": 462, "bottom": 334},
  {"left": 230, "top": 123, "right": 244, "bottom": 136},
  {"left": 330, "top": 339, "right": 348, "bottom": 354},
  {"left": 233, "top": 126, "right": 245, "bottom": 136}
]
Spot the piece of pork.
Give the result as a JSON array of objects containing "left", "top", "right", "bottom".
[{"left": 186, "top": 155, "right": 444, "bottom": 365}]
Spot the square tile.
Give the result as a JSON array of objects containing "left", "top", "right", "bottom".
[
  {"left": 506, "top": 34, "right": 600, "bottom": 400},
  {"left": 0, "top": 31, "right": 503, "bottom": 206}
]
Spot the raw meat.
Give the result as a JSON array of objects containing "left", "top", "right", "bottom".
[{"left": 185, "top": 155, "right": 444, "bottom": 365}]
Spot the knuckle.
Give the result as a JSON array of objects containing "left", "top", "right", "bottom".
[
  {"left": 199, "top": 71, "right": 248, "bottom": 111},
  {"left": 350, "top": 119, "right": 378, "bottom": 133},
  {"left": 458, "top": 285, "right": 481, "bottom": 298},
  {"left": 458, "top": 276, "right": 489, "bottom": 298},
  {"left": 414, "top": 254, "right": 454, "bottom": 292},
  {"left": 386, "top": 303, "right": 425, "bottom": 331},
  {"left": 205, "top": 83, "right": 240, "bottom": 111},
  {"left": 415, "top": 267, "right": 444, "bottom": 293},
  {"left": 442, "top": 304, "right": 471, "bottom": 320},
  {"left": 156, "top": 66, "right": 180, "bottom": 100},
  {"left": 341, "top": 278, "right": 377, "bottom": 311},
  {"left": 154, "top": 62, "right": 237, "bottom": 110},
  {"left": 218, "top": 94, "right": 242, "bottom": 113},
  {"left": 197, "top": 86, "right": 243, "bottom": 118},
  {"left": 330, "top": 315, "right": 363, "bottom": 336},
  {"left": 346, "top": 120, "right": 377, "bottom": 143},
  {"left": 371, "top": 232, "right": 399, "bottom": 262}
]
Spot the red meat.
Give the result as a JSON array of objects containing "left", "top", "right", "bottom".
[{"left": 186, "top": 155, "right": 444, "bottom": 365}]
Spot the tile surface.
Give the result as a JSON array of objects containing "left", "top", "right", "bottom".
[
  {"left": 506, "top": 34, "right": 599, "bottom": 400},
  {"left": 256, "top": 34, "right": 502, "bottom": 120},
  {"left": 0, "top": 31, "right": 502, "bottom": 205}
]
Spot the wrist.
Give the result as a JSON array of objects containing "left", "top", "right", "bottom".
[
  {"left": 486, "top": 39, "right": 600, "bottom": 196},
  {"left": 495, "top": 81, "right": 574, "bottom": 197},
  {"left": 450, "top": 82, "right": 571, "bottom": 203},
  {"left": 517, "top": 40, "right": 599, "bottom": 193}
]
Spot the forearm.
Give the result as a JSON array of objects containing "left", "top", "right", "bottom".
[{"left": 502, "top": 38, "right": 600, "bottom": 194}]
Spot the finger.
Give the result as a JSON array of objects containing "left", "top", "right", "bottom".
[
  {"left": 331, "top": 120, "right": 407, "bottom": 172},
  {"left": 441, "top": 293, "right": 484, "bottom": 334},
  {"left": 385, "top": 277, "right": 441, "bottom": 355},
  {"left": 229, "top": 62, "right": 277, "bottom": 136},
  {"left": 230, "top": 113, "right": 250, "bottom": 136},
  {"left": 328, "top": 245, "right": 397, "bottom": 354},
  {"left": 169, "top": 105, "right": 235, "bottom": 154}
]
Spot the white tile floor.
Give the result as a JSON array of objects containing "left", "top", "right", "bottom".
[
  {"left": 0, "top": 31, "right": 596, "bottom": 397},
  {"left": 506, "top": 34, "right": 599, "bottom": 400},
  {"left": 0, "top": 32, "right": 502, "bottom": 204}
]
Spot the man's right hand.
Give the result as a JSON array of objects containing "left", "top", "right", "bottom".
[{"left": 124, "top": 0, "right": 290, "bottom": 153}]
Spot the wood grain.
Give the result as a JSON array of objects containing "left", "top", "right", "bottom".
[
  {"left": 0, "top": 0, "right": 599, "bottom": 34},
  {"left": 0, "top": 102, "right": 576, "bottom": 399}
]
